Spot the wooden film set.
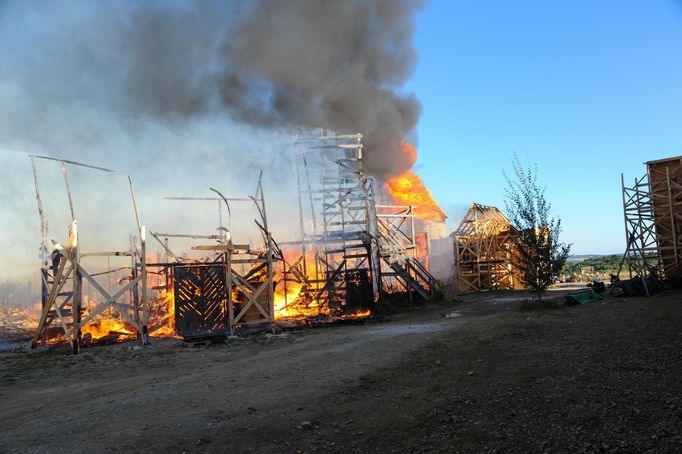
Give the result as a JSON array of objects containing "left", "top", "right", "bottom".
[
  {"left": 28, "top": 131, "right": 439, "bottom": 354},
  {"left": 616, "top": 155, "right": 682, "bottom": 294}
]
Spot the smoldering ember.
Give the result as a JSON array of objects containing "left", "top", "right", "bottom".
[{"left": 1, "top": 2, "right": 682, "bottom": 453}]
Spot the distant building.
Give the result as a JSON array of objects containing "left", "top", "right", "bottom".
[{"left": 451, "top": 203, "right": 522, "bottom": 293}]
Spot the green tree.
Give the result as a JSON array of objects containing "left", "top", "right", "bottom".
[{"left": 504, "top": 155, "right": 571, "bottom": 299}]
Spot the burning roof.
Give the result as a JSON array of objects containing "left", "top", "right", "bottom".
[{"left": 383, "top": 142, "right": 446, "bottom": 222}]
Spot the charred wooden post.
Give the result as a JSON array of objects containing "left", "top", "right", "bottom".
[
  {"left": 72, "top": 247, "right": 82, "bottom": 355},
  {"left": 140, "top": 226, "right": 150, "bottom": 344},
  {"left": 130, "top": 235, "right": 140, "bottom": 326},
  {"left": 29, "top": 157, "right": 152, "bottom": 353}
]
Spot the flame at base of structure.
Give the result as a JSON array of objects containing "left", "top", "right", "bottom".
[
  {"left": 272, "top": 249, "right": 373, "bottom": 321},
  {"left": 274, "top": 290, "right": 371, "bottom": 321},
  {"left": 149, "top": 289, "right": 176, "bottom": 337},
  {"left": 28, "top": 288, "right": 178, "bottom": 346},
  {"left": 80, "top": 318, "right": 135, "bottom": 340}
]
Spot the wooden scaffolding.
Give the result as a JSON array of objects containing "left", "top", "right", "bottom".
[
  {"left": 616, "top": 155, "right": 682, "bottom": 290},
  {"left": 280, "top": 132, "right": 378, "bottom": 316},
  {"left": 615, "top": 172, "right": 661, "bottom": 294},
  {"left": 453, "top": 203, "right": 517, "bottom": 293},
  {"left": 280, "top": 131, "right": 438, "bottom": 315},
  {"left": 375, "top": 204, "right": 437, "bottom": 301}
]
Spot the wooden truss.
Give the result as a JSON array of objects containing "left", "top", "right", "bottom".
[
  {"left": 31, "top": 221, "right": 150, "bottom": 353},
  {"left": 614, "top": 173, "right": 661, "bottom": 295},
  {"left": 149, "top": 173, "right": 276, "bottom": 336},
  {"left": 375, "top": 204, "right": 436, "bottom": 301},
  {"left": 30, "top": 158, "right": 150, "bottom": 354},
  {"left": 454, "top": 203, "right": 516, "bottom": 293}
]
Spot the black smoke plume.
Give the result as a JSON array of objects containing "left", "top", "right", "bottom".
[{"left": 1, "top": 0, "right": 423, "bottom": 179}]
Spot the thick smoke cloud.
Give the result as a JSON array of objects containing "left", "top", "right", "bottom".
[
  {"left": 1, "top": 0, "right": 423, "bottom": 178},
  {"left": 215, "top": 0, "right": 423, "bottom": 177}
]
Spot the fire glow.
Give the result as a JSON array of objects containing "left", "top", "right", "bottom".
[
  {"left": 20, "top": 140, "right": 443, "bottom": 347},
  {"left": 62, "top": 289, "right": 176, "bottom": 343},
  {"left": 384, "top": 142, "right": 446, "bottom": 222},
  {"left": 149, "top": 289, "right": 176, "bottom": 337},
  {"left": 273, "top": 249, "right": 371, "bottom": 320}
]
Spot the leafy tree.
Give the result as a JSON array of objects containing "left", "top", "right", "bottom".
[{"left": 504, "top": 155, "right": 571, "bottom": 299}]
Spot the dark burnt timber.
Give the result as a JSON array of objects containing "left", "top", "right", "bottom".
[
  {"left": 148, "top": 172, "right": 278, "bottom": 341},
  {"left": 29, "top": 157, "right": 151, "bottom": 355}
]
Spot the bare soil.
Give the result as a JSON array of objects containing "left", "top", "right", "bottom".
[{"left": 1, "top": 289, "right": 681, "bottom": 453}]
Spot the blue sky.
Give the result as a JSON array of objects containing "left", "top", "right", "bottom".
[{"left": 407, "top": 0, "right": 682, "bottom": 254}]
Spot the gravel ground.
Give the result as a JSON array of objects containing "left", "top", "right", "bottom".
[
  {"left": 293, "top": 291, "right": 682, "bottom": 453},
  {"left": 0, "top": 290, "right": 681, "bottom": 453}
]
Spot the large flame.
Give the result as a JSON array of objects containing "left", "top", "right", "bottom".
[
  {"left": 81, "top": 317, "right": 135, "bottom": 340},
  {"left": 384, "top": 141, "right": 446, "bottom": 221},
  {"left": 273, "top": 249, "right": 321, "bottom": 319},
  {"left": 273, "top": 247, "right": 371, "bottom": 320},
  {"left": 149, "top": 288, "right": 176, "bottom": 337}
]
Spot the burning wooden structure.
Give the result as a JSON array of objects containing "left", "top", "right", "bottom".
[
  {"left": 25, "top": 132, "right": 444, "bottom": 351},
  {"left": 453, "top": 203, "right": 518, "bottom": 293},
  {"left": 375, "top": 204, "right": 437, "bottom": 300},
  {"left": 279, "top": 132, "right": 438, "bottom": 316},
  {"left": 28, "top": 156, "right": 278, "bottom": 350},
  {"left": 279, "top": 132, "right": 377, "bottom": 317},
  {"left": 148, "top": 175, "right": 276, "bottom": 339},
  {"left": 29, "top": 157, "right": 151, "bottom": 354},
  {"left": 616, "top": 155, "right": 682, "bottom": 292}
]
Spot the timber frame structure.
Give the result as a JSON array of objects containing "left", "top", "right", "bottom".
[
  {"left": 647, "top": 156, "right": 682, "bottom": 282},
  {"left": 454, "top": 203, "right": 516, "bottom": 293},
  {"left": 614, "top": 172, "right": 661, "bottom": 295},
  {"left": 280, "top": 132, "right": 378, "bottom": 316},
  {"left": 375, "top": 204, "right": 437, "bottom": 301},
  {"left": 30, "top": 157, "right": 150, "bottom": 354},
  {"left": 279, "top": 131, "right": 437, "bottom": 316},
  {"left": 148, "top": 173, "right": 277, "bottom": 338},
  {"left": 616, "top": 155, "right": 682, "bottom": 291}
]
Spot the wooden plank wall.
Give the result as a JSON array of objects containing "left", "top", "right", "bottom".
[{"left": 647, "top": 157, "right": 682, "bottom": 281}]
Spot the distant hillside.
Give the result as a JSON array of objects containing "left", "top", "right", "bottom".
[
  {"left": 562, "top": 254, "right": 621, "bottom": 274},
  {"left": 566, "top": 254, "right": 609, "bottom": 263}
]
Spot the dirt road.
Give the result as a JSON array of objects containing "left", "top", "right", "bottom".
[
  {"left": 1, "top": 290, "right": 681, "bottom": 453},
  {"left": 0, "top": 298, "right": 494, "bottom": 453}
]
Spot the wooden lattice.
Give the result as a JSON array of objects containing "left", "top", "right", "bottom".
[
  {"left": 174, "top": 265, "right": 228, "bottom": 337},
  {"left": 454, "top": 203, "right": 518, "bottom": 293}
]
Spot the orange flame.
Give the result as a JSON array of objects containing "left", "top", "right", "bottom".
[
  {"left": 384, "top": 141, "right": 446, "bottom": 221},
  {"left": 273, "top": 247, "right": 371, "bottom": 320},
  {"left": 273, "top": 248, "right": 319, "bottom": 319},
  {"left": 149, "top": 288, "right": 176, "bottom": 337},
  {"left": 81, "top": 318, "right": 135, "bottom": 340}
]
